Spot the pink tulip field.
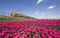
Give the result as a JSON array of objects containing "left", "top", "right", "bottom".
[{"left": 0, "top": 19, "right": 60, "bottom": 38}]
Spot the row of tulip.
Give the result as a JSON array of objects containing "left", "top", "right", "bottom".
[
  {"left": 0, "top": 20, "right": 60, "bottom": 38},
  {"left": 1, "top": 20, "right": 60, "bottom": 26}
]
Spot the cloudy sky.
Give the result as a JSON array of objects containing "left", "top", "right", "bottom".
[{"left": 0, "top": 0, "right": 60, "bottom": 19}]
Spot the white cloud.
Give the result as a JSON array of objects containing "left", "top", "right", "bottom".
[
  {"left": 34, "top": 11, "right": 45, "bottom": 16},
  {"left": 34, "top": 11, "right": 40, "bottom": 15},
  {"left": 37, "top": 0, "right": 43, "bottom": 4},
  {"left": 41, "top": 12, "right": 45, "bottom": 16},
  {"left": 34, "top": 11, "right": 46, "bottom": 18},
  {"left": 47, "top": 5, "right": 56, "bottom": 9},
  {"left": 33, "top": 11, "right": 60, "bottom": 19}
]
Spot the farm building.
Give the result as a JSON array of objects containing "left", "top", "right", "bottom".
[{"left": 11, "top": 12, "right": 26, "bottom": 17}]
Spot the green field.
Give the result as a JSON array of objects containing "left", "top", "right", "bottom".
[{"left": 0, "top": 15, "right": 37, "bottom": 22}]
